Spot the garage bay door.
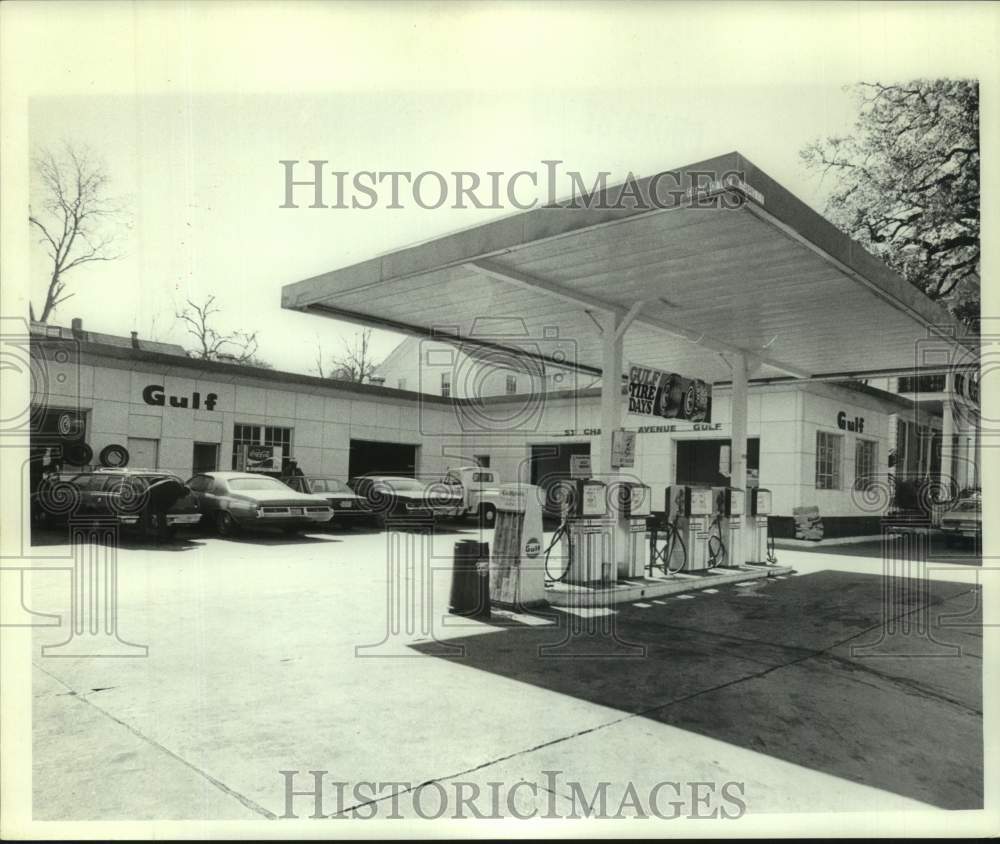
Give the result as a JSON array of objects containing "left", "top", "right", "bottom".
[
  {"left": 348, "top": 440, "right": 418, "bottom": 479},
  {"left": 675, "top": 438, "right": 760, "bottom": 487},
  {"left": 530, "top": 442, "right": 591, "bottom": 515}
]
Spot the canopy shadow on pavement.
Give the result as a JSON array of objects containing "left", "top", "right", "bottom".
[{"left": 411, "top": 569, "right": 982, "bottom": 810}]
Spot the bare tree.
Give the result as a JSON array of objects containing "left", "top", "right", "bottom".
[
  {"left": 315, "top": 329, "right": 381, "bottom": 382},
  {"left": 29, "top": 143, "right": 126, "bottom": 323},
  {"left": 176, "top": 295, "right": 265, "bottom": 365}
]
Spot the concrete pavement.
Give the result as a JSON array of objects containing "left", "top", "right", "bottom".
[{"left": 26, "top": 523, "right": 983, "bottom": 820}]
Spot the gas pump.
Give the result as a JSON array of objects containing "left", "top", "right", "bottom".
[
  {"left": 561, "top": 479, "right": 615, "bottom": 585},
  {"left": 616, "top": 482, "right": 651, "bottom": 579},
  {"left": 490, "top": 483, "right": 547, "bottom": 608},
  {"left": 649, "top": 485, "right": 714, "bottom": 573},
  {"left": 708, "top": 486, "right": 746, "bottom": 568},
  {"left": 746, "top": 488, "right": 777, "bottom": 564}
]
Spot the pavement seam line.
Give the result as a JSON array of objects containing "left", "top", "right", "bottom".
[
  {"left": 32, "top": 662, "right": 278, "bottom": 820},
  {"left": 817, "top": 652, "right": 982, "bottom": 716},
  {"left": 372, "top": 584, "right": 985, "bottom": 800},
  {"left": 328, "top": 710, "right": 645, "bottom": 816}
]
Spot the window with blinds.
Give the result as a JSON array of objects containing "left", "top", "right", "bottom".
[
  {"left": 815, "top": 431, "right": 843, "bottom": 490},
  {"left": 854, "top": 439, "right": 878, "bottom": 492}
]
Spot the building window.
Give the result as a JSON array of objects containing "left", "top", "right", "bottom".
[
  {"left": 232, "top": 424, "right": 292, "bottom": 469},
  {"left": 815, "top": 431, "right": 843, "bottom": 490},
  {"left": 474, "top": 454, "right": 491, "bottom": 468},
  {"left": 441, "top": 372, "right": 451, "bottom": 398},
  {"left": 505, "top": 374, "right": 517, "bottom": 395},
  {"left": 897, "top": 373, "right": 946, "bottom": 394},
  {"left": 854, "top": 439, "right": 878, "bottom": 492},
  {"left": 397, "top": 378, "right": 407, "bottom": 391}
]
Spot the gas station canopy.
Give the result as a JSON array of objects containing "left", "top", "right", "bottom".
[{"left": 281, "top": 152, "right": 975, "bottom": 384}]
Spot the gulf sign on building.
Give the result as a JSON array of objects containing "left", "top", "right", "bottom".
[{"left": 626, "top": 364, "right": 711, "bottom": 422}]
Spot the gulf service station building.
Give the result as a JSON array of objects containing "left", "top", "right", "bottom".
[{"left": 30, "top": 153, "right": 979, "bottom": 544}]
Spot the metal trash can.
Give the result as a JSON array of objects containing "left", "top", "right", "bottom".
[{"left": 449, "top": 539, "right": 491, "bottom": 620}]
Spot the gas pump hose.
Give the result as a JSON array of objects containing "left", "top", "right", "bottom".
[
  {"left": 650, "top": 516, "right": 687, "bottom": 576},
  {"left": 707, "top": 514, "right": 727, "bottom": 567},
  {"left": 543, "top": 518, "right": 571, "bottom": 583},
  {"left": 765, "top": 517, "right": 778, "bottom": 564}
]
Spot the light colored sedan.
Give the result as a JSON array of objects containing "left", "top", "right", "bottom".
[
  {"left": 186, "top": 471, "right": 333, "bottom": 536},
  {"left": 940, "top": 491, "right": 981, "bottom": 548}
]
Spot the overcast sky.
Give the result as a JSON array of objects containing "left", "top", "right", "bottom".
[{"left": 14, "top": 2, "right": 996, "bottom": 376}]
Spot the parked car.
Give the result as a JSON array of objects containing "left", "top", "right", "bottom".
[
  {"left": 940, "top": 490, "right": 982, "bottom": 548},
  {"left": 348, "top": 475, "right": 456, "bottom": 526},
  {"left": 186, "top": 471, "right": 333, "bottom": 536},
  {"left": 31, "top": 468, "right": 202, "bottom": 541},
  {"left": 437, "top": 466, "right": 501, "bottom": 526},
  {"left": 282, "top": 476, "right": 374, "bottom": 526}
]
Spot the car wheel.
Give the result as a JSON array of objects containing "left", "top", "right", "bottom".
[
  {"left": 155, "top": 525, "right": 177, "bottom": 544},
  {"left": 282, "top": 525, "right": 301, "bottom": 536},
  {"left": 215, "top": 510, "right": 239, "bottom": 537},
  {"left": 478, "top": 504, "right": 497, "bottom": 529}
]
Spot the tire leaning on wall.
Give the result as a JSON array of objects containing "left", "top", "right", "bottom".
[
  {"left": 99, "top": 443, "right": 130, "bottom": 468},
  {"left": 63, "top": 441, "right": 94, "bottom": 467}
]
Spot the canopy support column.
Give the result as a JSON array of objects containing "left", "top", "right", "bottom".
[
  {"left": 598, "top": 306, "right": 640, "bottom": 578},
  {"left": 942, "top": 377, "right": 955, "bottom": 496},
  {"left": 730, "top": 352, "right": 750, "bottom": 563}
]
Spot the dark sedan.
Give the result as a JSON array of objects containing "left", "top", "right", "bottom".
[
  {"left": 348, "top": 475, "right": 447, "bottom": 526},
  {"left": 31, "top": 468, "right": 202, "bottom": 541},
  {"left": 282, "top": 476, "right": 375, "bottom": 526}
]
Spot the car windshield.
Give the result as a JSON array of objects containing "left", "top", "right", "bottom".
[
  {"left": 309, "top": 478, "right": 346, "bottom": 493},
  {"left": 228, "top": 477, "right": 290, "bottom": 491}
]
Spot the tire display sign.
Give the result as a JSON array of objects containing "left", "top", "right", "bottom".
[
  {"left": 569, "top": 454, "right": 592, "bottom": 479},
  {"left": 626, "top": 364, "right": 711, "bottom": 422},
  {"left": 611, "top": 429, "right": 636, "bottom": 468}
]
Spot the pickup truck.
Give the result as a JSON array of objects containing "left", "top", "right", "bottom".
[{"left": 438, "top": 466, "right": 502, "bottom": 527}]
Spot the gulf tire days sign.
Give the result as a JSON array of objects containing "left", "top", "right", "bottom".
[{"left": 626, "top": 365, "right": 711, "bottom": 423}]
